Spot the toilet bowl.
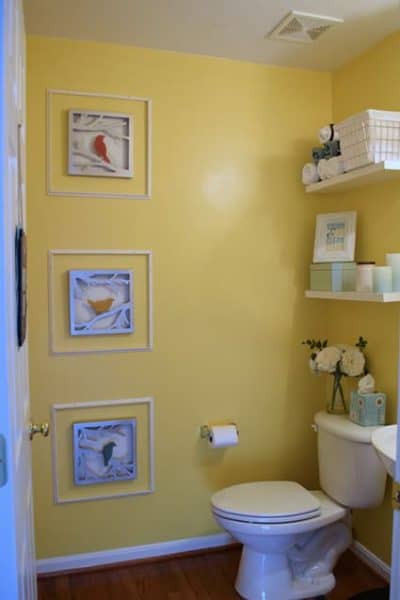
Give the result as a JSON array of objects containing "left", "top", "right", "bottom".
[
  {"left": 211, "top": 412, "right": 387, "bottom": 600},
  {"left": 212, "top": 482, "right": 350, "bottom": 599}
]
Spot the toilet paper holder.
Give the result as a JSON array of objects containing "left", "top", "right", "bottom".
[{"left": 200, "top": 423, "right": 238, "bottom": 439}]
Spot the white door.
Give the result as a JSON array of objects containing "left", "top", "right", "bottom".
[
  {"left": 391, "top": 390, "right": 400, "bottom": 598},
  {"left": 0, "top": 0, "right": 37, "bottom": 598}
]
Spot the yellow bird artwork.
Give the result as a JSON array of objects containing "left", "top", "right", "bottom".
[{"left": 87, "top": 297, "right": 114, "bottom": 315}]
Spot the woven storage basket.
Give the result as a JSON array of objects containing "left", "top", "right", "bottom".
[{"left": 336, "top": 109, "right": 400, "bottom": 172}]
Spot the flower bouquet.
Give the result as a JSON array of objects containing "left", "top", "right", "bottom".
[{"left": 302, "top": 337, "right": 368, "bottom": 414}]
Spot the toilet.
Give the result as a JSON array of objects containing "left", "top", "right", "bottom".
[{"left": 211, "top": 411, "right": 387, "bottom": 600}]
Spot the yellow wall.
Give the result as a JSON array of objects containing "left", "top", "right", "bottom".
[
  {"left": 27, "top": 37, "right": 331, "bottom": 558},
  {"left": 323, "top": 32, "right": 400, "bottom": 564}
]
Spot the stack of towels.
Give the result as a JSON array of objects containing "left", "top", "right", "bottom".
[{"left": 302, "top": 124, "right": 345, "bottom": 185}]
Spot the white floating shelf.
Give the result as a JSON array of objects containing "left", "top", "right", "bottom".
[
  {"left": 305, "top": 290, "right": 400, "bottom": 303},
  {"left": 305, "top": 160, "right": 400, "bottom": 193}
]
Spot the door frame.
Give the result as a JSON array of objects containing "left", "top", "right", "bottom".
[
  {"left": 0, "top": 2, "right": 21, "bottom": 596},
  {"left": 390, "top": 334, "right": 400, "bottom": 599},
  {"left": 0, "top": 1, "right": 36, "bottom": 598}
]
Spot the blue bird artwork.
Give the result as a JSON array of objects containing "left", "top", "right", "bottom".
[
  {"left": 73, "top": 419, "right": 137, "bottom": 486},
  {"left": 102, "top": 441, "right": 117, "bottom": 467}
]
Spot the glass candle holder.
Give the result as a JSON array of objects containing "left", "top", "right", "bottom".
[
  {"left": 373, "top": 266, "right": 392, "bottom": 293},
  {"left": 386, "top": 254, "right": 400, "bottom": 292}
]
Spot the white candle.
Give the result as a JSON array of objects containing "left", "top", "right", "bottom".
[
  {"left": 356, "top": 263, "right": 374, "bottom": 292},
  {"left": 373, "top": 266, "right": 392, "bottom": 293}
]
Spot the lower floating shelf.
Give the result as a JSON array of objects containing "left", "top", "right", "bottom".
[
  {"left": 305, "top": 160, "right": 400, "bottom": 193},
  {"left": 305, "top": 290, "right": 400, "bottom": 303}
]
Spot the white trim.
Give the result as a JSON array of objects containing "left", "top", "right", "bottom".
[
  {"left": 51, "top": 397, "right": 155, "bottom": 504},
  {"left": 46, "top": 89, "right": 152, "bottom": 200},
  {"left": 36, "top": 533, "right": 234, "bottom": 575},
  {"left": 351, "top": 540, "right": 391, "bottom": 582},
  {"left": 48, "top": 249, "right": 153, "bottom": 355}
]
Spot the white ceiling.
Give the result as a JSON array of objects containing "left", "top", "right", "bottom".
[{"left": 23, "top": 0, "right": 400, "bottom": 70}]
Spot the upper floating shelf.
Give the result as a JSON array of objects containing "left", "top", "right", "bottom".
[
  {"left": 305, "top": 290, "right": 400, "bottom": 303},
  {"left": 305, "top": 160, "right": 400, "bottom": 193}
]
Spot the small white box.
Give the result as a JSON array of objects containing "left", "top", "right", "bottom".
[{"left": 336, "top": 109, "right": 400, "bottom": 171}]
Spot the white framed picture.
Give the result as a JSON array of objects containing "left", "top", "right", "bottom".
[
  {"left": 313, "top": 211, "right": 357, "bottom": 263},
  {"left": 73, "top": 418, "right": 137, "bottom": 486},
  {"left": 51, "top": 397, "right": 155, "bottom": 504},
  {"left": 69, "top": 269, "right": 134, "bottom": 336},
  {"left": 68, "top": 110, "right": 133, "bottom": 178}
]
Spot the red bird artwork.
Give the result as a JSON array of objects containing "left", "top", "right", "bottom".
[{"left": 93, "top": 134, "right": 111, "bottom": 164}]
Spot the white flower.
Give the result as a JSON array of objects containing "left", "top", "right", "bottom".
[
  {"left": 341, "top": 347, "right": 365, "bottom": 377},
  {"left": 315, "top": 346, "right": 341, "bottom": 373},
  {"left": 358, "top": 373, "right": 375, "bottom": 394}
]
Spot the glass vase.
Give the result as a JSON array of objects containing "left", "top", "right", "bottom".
[{"left": 327, "top": 369, "right": 347, "bottom": 414}]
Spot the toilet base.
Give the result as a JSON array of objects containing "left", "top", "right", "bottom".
[
  {"left": 235, "top": 545, "right": 336, "bottom": 600},
  {"left": 213, "top": 491, "right": 352, "bottom": 600}
]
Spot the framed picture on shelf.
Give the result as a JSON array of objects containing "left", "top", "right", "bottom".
[{"left": 313, "top": 211, "right": 357, "bottom": 263}]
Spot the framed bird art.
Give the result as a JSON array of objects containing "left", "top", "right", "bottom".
[
  {"left": 68, "top": 109, "right": 133, "bottom": 178},
  {"left": 68, "top": 269, "right": 134, "bottom": 336},
  {"left": 72, "top": 418, "right": 137, "bottom": 486}
]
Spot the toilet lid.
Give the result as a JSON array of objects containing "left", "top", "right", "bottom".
[{"left": 211, "top": 482, "right": 321, "bottom": 524}]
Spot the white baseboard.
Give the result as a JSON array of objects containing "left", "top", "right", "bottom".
[
  {"left": 37, "top": 532, "right": 391, "bottom": 582},
  {"left": 36, "top": 532, "right": 235, "bottom": 575},
  {"left": 351, "top": 540, "right": 391, "bottom": 582}
]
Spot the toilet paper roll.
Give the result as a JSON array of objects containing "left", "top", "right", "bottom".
[{"left": 208, "top": 425, "right": 238, "bottom": 448}]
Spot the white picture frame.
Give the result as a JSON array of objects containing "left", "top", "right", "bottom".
[
  {"left": 69, "top": 269, "right": 134, "bottom": 336},
  {"left": 48, "top": 249, "right": 153, "bottom": 355},
  {"left": 73, "top": 418, "right": 137, "bottom": 486},
  {"left": 51, "top": 397, "right": 155, "bottom": 504},
  {"left": 46, "top": 89, "right": 152, "bottom": 200},
  {"left": 313, "top": 211, "right": 357, "bottom": 263},
  {"left": 68, "top": 110, "right": 133, "bottom": 178}
]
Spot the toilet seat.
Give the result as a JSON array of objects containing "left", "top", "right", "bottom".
[{"left": 211, "top": 481, "right": 321, "bottom": 524}]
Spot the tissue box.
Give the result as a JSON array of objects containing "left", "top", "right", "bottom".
[
  {"left": 350, "top": 391, "right": 386, "bottom": 427},
  {"left": 310, "top": 262, "right": 356, "bottom": 292}
]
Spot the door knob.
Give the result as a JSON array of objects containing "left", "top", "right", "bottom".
[{"left": 29, "top": 422, "right": 49, "bottom": 441}]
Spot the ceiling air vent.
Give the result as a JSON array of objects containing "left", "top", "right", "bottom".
[{"left": 267, "top": 11, "right": 344, "bottom": 44}]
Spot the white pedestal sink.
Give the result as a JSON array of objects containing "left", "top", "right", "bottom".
[{"left": 371, "top": 425, "right": 397, "bottom": 478}]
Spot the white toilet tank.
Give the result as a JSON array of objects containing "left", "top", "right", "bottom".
[{"left": 315, "top": 411, "right": 387, "bottom": 509}]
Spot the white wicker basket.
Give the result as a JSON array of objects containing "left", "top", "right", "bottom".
[{"left": 336, "top": 109, "right": 400, "bottom": 172}]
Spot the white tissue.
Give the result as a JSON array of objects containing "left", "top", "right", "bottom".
[
  {"left": 358, "top": 374, "right": 375, "bottom": 394},
  {"left": 302, "top": 163, "right": 319, "bottom": 185},
  {"left": 319, "top": 124, "right": 339, "bottom": 144},
  {"left": 208, "top": 425, "right": 239, "bottom": 448},
  {"left": 317, "top": 157, "right": 344, "bottom": 180}
]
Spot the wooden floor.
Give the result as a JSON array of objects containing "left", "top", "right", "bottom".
[{"left": 38, "top": 547, "right": 388, "bottom": 600}]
